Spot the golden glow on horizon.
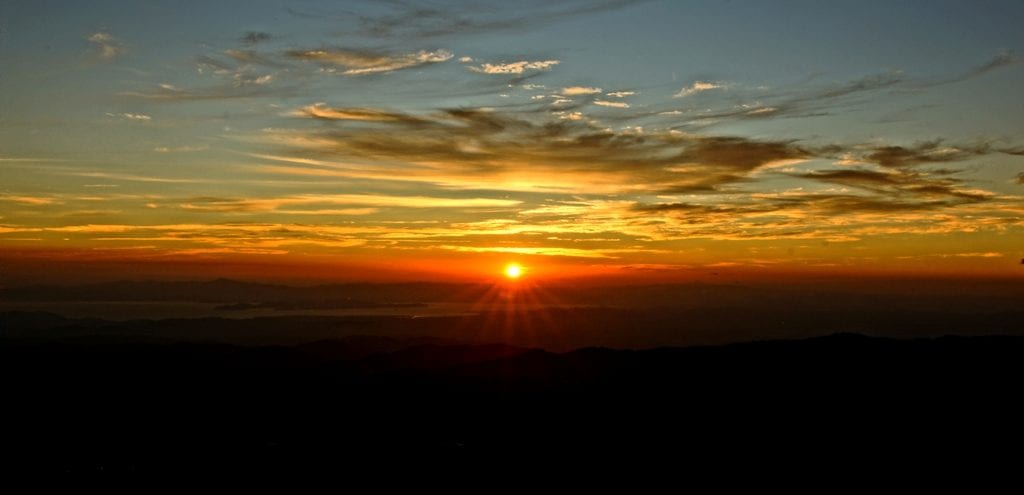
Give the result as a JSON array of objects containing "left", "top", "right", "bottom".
[{"left": 504, "top": 262, "right": 523, "bottom": 279}]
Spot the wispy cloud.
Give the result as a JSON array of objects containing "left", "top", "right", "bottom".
[
  {"left": 341, "top": 0, "right": 648, "bottom": 40},
  {"left": 970, "top": 50, "right": 1019, "bottom": 75},
  {"left": 0, "top": 195, "right": 60, "bottom": 206},
  {"left": 295, "top": 103, "right": 427, "bottom": 124},
  {"left": 862, "top": 140, "right": 991, "bottom": 168},
  {"left": 954, "top": 252, "right": 1004, "bottom": 258},
  {"left": 467, "top": 59, "right": 560, "bottom": 74},
  {"left": 794, "top": 169, "right": 991, "bottom": 204},
  {"left": 87, "top": 31, "right": 124, "bottom": 61},
  {"left": 106, "top": 112, "right": 151, "bottom": 121},
  {"left": 441, "top": 245, "right": 615, "bottom": 259},
  {"left": 0, "top": 157, "right": 67, "bottom": 162},
  {"left": 929, "top": 50, "right": 1020, "bottom": 86},
  {"left": 222, "top": 49, "right": 291, "bottom": 69},
  {"left": 260, "top": 105, "right": 815, "bottom": 195},
  {"left": 180, "top": 194, "right": 520, "bottom": 211},
  {"left": 287, "top": 48, "right": 452, "bottom": 75},
  {"left": 673, "top": 81, "right": 725, "bottom": 98},
  {"left": 121, "top": 82, "right": 293, "bottom": 101},
  {"left": 241, "top": 99, "right": 1024, "bottom": 248},
  {"left": 593, "top": 100, "right": 630, "bottom": 108},
  {"left": 67, "top": 171, "right": 202, "bottom": 184},
  {"left": 819, "top": 72, "right": 902, "bottom": 98},
  {"left": 154, "top": 145, "right": 208, "bottom": 153},
  {"left": 661, "top": 71, "right": 904, "bottom": 125}
]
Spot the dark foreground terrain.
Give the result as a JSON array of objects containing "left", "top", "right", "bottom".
[{"left": 3, "top": 315, "right": 1023, "bottom": 479}]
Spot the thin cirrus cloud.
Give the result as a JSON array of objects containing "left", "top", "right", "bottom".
[
  {"left": 467, "top": 59, "right": 560, "bottom": 74},
  {"left": 286, "top": 48, "right": 453, "bottom": 75}
]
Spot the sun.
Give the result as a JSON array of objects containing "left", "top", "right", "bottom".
[{"left": 503, "top": 263, "right": 523, "bottom": 279}]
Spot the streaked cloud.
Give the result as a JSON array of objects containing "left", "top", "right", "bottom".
[
  {"left": 222, "top": 49, "right": 291, "bottom": 69},
  {"left": 930, "top": 50, "right": 1020, "bottom": 86},
  {"left": 673, "top": 81, "right": 724, "bottom": 98},
  {"left": 287, "top": 48, "right": 453, "bottom": 75},
  {"left": 593, "top": 100, "right": 630, "bottom": 108},
  {"left": 954, "top": 252, "right": 1004, "bottom": 258},
  {"left": 340, "top": 0, "right": 647, "bottom": 39},
  {"left": 261, "top": 105, "right": 817, "bottom": 196},
  {"left": 180, "top": 194, "right": 520, "bottom": 212},
  {"left": 970, "top": 50, "right": 1019, "bottom": 75},
  {"left": 0, "top": 157, "right": 67, "bottom": 162},
  {"left": 121, "top": 82, "right": 293, "bottom": 101},
  {"left": 441, "top": 245, "right": 615, "bottom": 259},
  {"left": 295, "top": 103, "right": 426, "bottom": 124},
  {"left": 66, "top": 170, "right": 202, "bottom": 184},
  {"left": 106, "top": 112, "right": 151, "bottom": 121},
  {"left": 153, "top": 145, "right": 208, "bottom": 153},
  {"left": 468, "top": 59, "right": 560, "bottom": 74},
  {"left": 0, "top": 195, "right": 60, "bottom": 206},
  {"left": 863, "top": 141, "right": 991, "bottom": 168}
]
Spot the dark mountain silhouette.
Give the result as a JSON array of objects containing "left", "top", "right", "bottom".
[
  {"left": 4, "top": 304, "right": 1023, "bottom": 349},
  {"left": 2, "top": 330, "right": 1022, "bottom": 479},
  {"left": 0, "top": 278, "right": 491, "bottom": 305},
  {"left": 3, "top": 277, "right": 1023, "bottom": 478},
  {"left": 5, "top": 277, "right": 1021, "bottom": 312}
]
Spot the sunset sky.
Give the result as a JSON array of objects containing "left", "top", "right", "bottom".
[{"left": 2, "top": 0, "right": 1023, "bottom": 282}]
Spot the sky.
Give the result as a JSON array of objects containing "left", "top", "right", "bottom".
[{"left": 1, "top": 0, "right": 1023, "bottom": 283}]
